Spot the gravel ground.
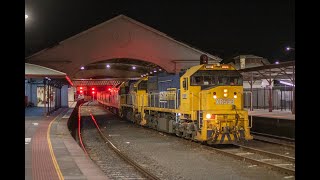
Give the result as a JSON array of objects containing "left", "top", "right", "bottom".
[
  {"left": 237, "top": 140, "right": 295, "bottom": 158},
  {"left": 82, "top": 103, "right": 295, "bottom": 180},
  {"left": 81, "top": 104, "right": 146, "bottom": 180}
]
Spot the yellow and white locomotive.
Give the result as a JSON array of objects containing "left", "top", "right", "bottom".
[{"left": 97, "top": 58, "right": 253, "bottom": 144}]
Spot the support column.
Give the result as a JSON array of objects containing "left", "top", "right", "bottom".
[
  {"left": 43, "top": 79, "right": 47, "bottom": 116},
  {"left": 269, "top": 86, "right": 273, "bottom": 112},
  {"left": 47, "top": 82, "right": 50, "bottom": 115},
  {"left": 263, "top": 87, "right": 266, "bottom": 109},
  {"left": 250, "top": 72, "right": 253, "bottom": 111},
  {"left": 268, "top": 68, "right": 273, "bottom": 112},
  {"left": 292, "top": 65, "right": 295, "bottom": 114},
  {"left": 280, "top": 89, "right": 283, "bottom": 111}
]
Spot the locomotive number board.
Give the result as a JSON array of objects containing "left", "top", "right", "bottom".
[{"left": 215, "top": 98, "right": 234, "bottom": 105}]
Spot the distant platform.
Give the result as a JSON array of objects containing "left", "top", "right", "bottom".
[
  {"left": 247, "top": 109, "right": 295, "bottom": 120},
  {"left": 68, "top": 101, "right": 77, "bottom": 108},
  {"left": 246, "top": 109, "right": 295, "bottom": 139}
]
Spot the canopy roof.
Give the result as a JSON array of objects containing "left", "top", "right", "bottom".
[{"left": 26, "top": 15, "right": 222, "bottom": 79}]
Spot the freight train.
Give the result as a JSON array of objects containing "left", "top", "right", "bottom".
[{"left": 97, "top": 57, "right": 253, "bottom": 144}]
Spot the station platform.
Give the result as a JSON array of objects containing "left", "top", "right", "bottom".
[
  {"left": 248, "top": 109, "right": 295, "bottom": 120},
  {"left": 246, "top": 109, "right": 295, "bottom": 139},
  {"left": 25, "top": 103, "right": 108, "bottom": 180}
]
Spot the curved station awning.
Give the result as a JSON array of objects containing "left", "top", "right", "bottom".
[
  {"left": 25, "top": 63, "right": 73, "bottom": 87},
  {"left": 25, "top": 15, "right": 222, "bottom": 81}
]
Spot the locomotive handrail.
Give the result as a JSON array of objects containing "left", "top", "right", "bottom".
[
  {"left": 249, "top": 115, "right": 253, "bottom": 128},
  {"left": 176, "top": 89, "right": 180, "bottom": 109},
  {"left": 174, "top": 91, "right": 177, "bottom": 109},
  {"left": 191, "top": 92, "right": 194, "bottom": 117}
]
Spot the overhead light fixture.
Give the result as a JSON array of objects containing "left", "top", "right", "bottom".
[
  {"left": 80, "top": 66, "right": 84, "bottom": 70},
  {"left": 159, "top": 69, "right": 162, "bottom": 71},
  {"left": 286, "top": 46, "right": 295, "bottom": 51},
  {"left": 132, "top": 66, "right": 136, "bottom": 70},
  {"left": 279, "top": 80, "right": 295, "bottom": 87},
  {"left": 154, "top": 70, "right": 157, "bottom": 72},
  {"left": 106, "top": 64, "right": 110, "bottom": 68}
]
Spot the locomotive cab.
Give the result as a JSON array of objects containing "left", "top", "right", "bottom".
[{"left": 179, "top": 64, "right": 253, "bottom": 144}]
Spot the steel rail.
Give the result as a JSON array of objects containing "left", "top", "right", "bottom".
[
  {"left": 211, "top": 147, "right": 295, "bottom": 175},
  {"left": 81, "top": 103, "right": 160, "bottom": 180}
]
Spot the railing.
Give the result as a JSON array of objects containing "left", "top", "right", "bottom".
[
  {"left": 243, "top": 86, "right": 294, "bottom": 111},
  {"left": 120, "top": 94, "right": 134, "bottom": 105}
]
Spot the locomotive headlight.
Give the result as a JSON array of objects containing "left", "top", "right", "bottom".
[
  {"left": 177, "top": 113, "right": 181, "bottom": 116},
  {"left": 224, "top": 93, "right": 227, "bottom": 97},
  {"left": 206, "top": 113, "right": 211, "bottom": 119},
  {"left": 224, "top": 89, "right": 228, "bottom": 93},
  {"left": 213, "top": 92, "right": 217, "bottom": 99},
  {"left": 234, "top": 95, "right": 237, "bottom": 98}
]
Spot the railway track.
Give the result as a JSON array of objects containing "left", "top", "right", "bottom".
[
  {"left": 133, "top": 122, "right": 296, "bottom": 176},
  {"left": 208, "top": 144, "right": 295, "bottom": 176},
  {"left": 80, "top": 102, "right": 160, "bottom": 180},
  {"left": 251, "top": 132, "right": 295, "bottom": 148},
  {"left": 128, "top": 120, "right": 295, "bottom": 176},
  {"left": 127, "top": 121, "right": 296, "bottom": 176},
  {"left": 90, "top": 101, "right": 295, "bottom": 177}
]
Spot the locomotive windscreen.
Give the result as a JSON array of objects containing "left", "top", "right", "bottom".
[{"left": 190, "top": 70, "right": 243, "bottom": 86}]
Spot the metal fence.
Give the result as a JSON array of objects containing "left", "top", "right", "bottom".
[{"left": 243, "top": 86, "right": 294, "bottom": 111}]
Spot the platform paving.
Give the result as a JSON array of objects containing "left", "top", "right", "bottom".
[
  {"left": 247, "top": 109, "right": 295, "bottom": 120},
  {"left": 25, "top": 106, "right": 108, "bottom": 180}
]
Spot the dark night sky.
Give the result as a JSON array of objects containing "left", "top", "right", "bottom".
[{"left": 25, "top": 0, "right": 295, "bottom": 62}]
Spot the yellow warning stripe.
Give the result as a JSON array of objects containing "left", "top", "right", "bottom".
[{"left": 47, "top": 113, "right": 64, "bottom": 180}]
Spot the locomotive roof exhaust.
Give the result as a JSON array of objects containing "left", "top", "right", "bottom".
[{"left": 200, "top": 54, "right": 208, "bottom": 65}]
